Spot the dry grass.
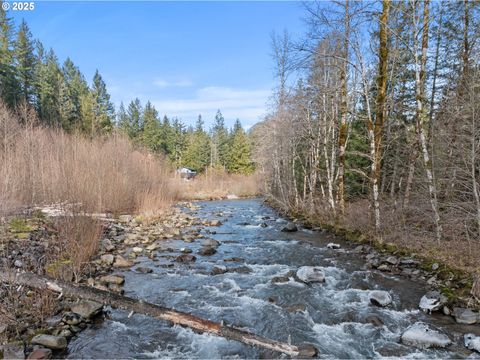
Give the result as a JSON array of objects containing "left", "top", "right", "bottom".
[
  {"left": 175, "top": 168, "right": 262, "bottom": 200},
  {"left": 0, "top": 102, "right": 176, "bottom": 216}
]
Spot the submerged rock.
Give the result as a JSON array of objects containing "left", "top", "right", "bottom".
[
  {"left": 211, "top": 266, "right": 227, "bottom": 275},
  {"left": 296, "top": 266, "right": 325, "bottom": 284},
  {"left": 201, "top": 239, "right": 220, "bottom": 247},
  {"left": 401, "top": 322, "right": 451, "bottom": 349},
  {"left": 464, "top": 333, "right": 480, "bottom": 353},
  {"left": 419, "top": 291, "right": 447, "bottom": 313},
  {"left": 271, "top": 275, "right": 290, "bottom": 284},
  {"left": 209, "top": 220, "right": 222, "bottom": 227},
  {"left": 453, "top": 308, "right": 478, "bottom": 324},
  {"left": 281, "top": 222, "right": 298, "bottom": 232},
  {"left": 197, "top": 246, "right": 216, "bottom": 256},
  {"left": 31, "top": 335, "right": 67, "bottom": 350},
  {"left": 369, "top": 290, "right": 393, "bottom": 307},
  {"left": 176, "top": 254, "right": 196, "bottom": 262},
  {"left": 135, "top": 266, "right": 153, "bottom": 273}
]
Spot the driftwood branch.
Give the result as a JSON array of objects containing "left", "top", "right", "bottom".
[{"left": 0, "top": 271, "right": 317, "bottom": 358}]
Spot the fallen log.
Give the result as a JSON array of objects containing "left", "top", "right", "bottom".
[{"left": 0, "top": 271, "right": 317, "bottom": 358}]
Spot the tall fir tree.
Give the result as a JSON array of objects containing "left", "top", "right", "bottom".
[
  {"left": 13, "top": 20, "right": 36, "bottom": 105},
  {"left": 142, "top": 101, "right": 162, "bottom": 152},
  {"left": 226, "top": 119, "right": 254, "bottom": 174},
  {"left": 182, "top": 114, "right": 211, "bottom": 171},
  {"left": 91, "top": 70, "right": 114, "bottom": 135},
  {"left": 0, "top": 4, "right": 18, "bottom": 107}
]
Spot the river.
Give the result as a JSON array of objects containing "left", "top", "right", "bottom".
[{"left": 67, "top": 198, "right": 478, "bottom": 358}]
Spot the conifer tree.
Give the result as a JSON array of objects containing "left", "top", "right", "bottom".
[
  {"left": 227, "top": 119, "right": 254, "bottom": 174},
  {"left": 142, "top": 101, "right": 162, "bottom": 152},
  {"left": 0, "top": 4, "right": 18, "bottom": 107},
  {"left": 182, "top": 114, "right": 210, "bottom": 171},
  {"left": 14, "top": 20, "right": 36, "bottom": 105},
  {"left": 210, "top": 110, "right": 229, "bottom": 168},
  {"left": 91, "top": 70, "right": 114, "bottom": 134}
]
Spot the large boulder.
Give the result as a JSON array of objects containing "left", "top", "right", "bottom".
[
  {"left": 401, "top": 322, "right": 451, "bottom": 349},
  {"left": 31, "top": 335, "right": 67, "bottom": 350},
  {"left": 369, "top": 290, "right": 393, "bottom": 307},
  {"left": 296, "top": 266, "right": 325, "bottom": 284},
  {"left": 453, "top": 308, "right": 478, "bottom": 324},
  {"left": 419, "top": 291, "right": 448, "bottom": 313},
  {"left": 464, "top": 333, "right": 480, "bottom": 353},
  {"left": 71, "top": 300, "right": 103, "bottom": 319},
  {"left": 281, "top": 222, "right": 298, "bottom": 232}
]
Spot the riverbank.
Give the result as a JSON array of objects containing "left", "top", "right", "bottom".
[{"left": 265, "top": 197, "right": 480, "bottom": 312}]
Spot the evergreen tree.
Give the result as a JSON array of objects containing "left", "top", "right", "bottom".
[
  {"left": 59, "top": 58, "right": 88, "bottom": 131},
  {"left": 226, "top": 119, "right": 254, "bottom": 174},
  {"left": 182, "top": 114, "right": 211, "bottom": 171},
  {"left": 91, "top": 70, "right": 114, "bottom": 135},
  {"left": 35, "top": 48, "right": 61, "bottom": 126},
  {"left": 142, "top": 101, "right": 162, "bottom": 151},
  {"left": 0, "top": 4, "right": 18, "bottom": 107},
  {"left": 210, "top": 110, "right": 229, "bottom": 168},
  {"left": 14, "top": 20, "right": 36, "bottom": 105},
  {"left": 123, "top": 98, "right": 143, "bottom": 140}
]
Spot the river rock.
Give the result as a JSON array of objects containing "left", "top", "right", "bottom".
[
  {"left": 260, "top": 222, "right": 268, "bottom": 228},
  {"left": 419, "top": 291, "right": 448, "bottom": 313},
  {"left": 365, "top": 314, "right": 384, "bottom": 327},
  {"left": 401, "top": 322, "right": 451, "bottom": 349},
  {"left": 297, "top": 344, "right": 318, "bottom": 358},
  {"left": 326, "top": 243, "right": 341, "bottom": 249},
  {"left": 284, "top": 304, "right": 307, "bottom": 313},
  {"left": 385, "top": 256, "right": 398, "bottom": 265},
  {"left": 98, "top": 274, "right": 125, "bottom": 285},
  {"left": 113, "top": 255, "right": 133, "bottom": 268},
  {"left": 453, "top": 308, "right": 478, "bottom": 324},
  {"left": 197, "top": 246, "right": 216, "bottom": 256},
  {"left": 176, "top": 254, "right": 196, "bottom": 262},
  {"left": 211, "top": 266, "right": 227, "bottom": 275},
  {"left": 231, "top": 265, "right": 252, "bottom": 274},
  {"left": 271, "top": 275, "right": 290, "bottom": 284},
  {"left": 100, "top": 254, "right": 114, "bottom": 265},
  {"left": 182, "top": 235, "right": 195, "bottom": 243},
  {"left": 209, "top": 220, "right": 222, "bottom": 226},
  {"left": 27, "top": 348, "right": 52, "bottom": 359},
  {"left": 71, "top": 300, "right": 103, "bottom": 319},
  {"left": 296, "top": 266, "right": 325, "bottom": 284},
  {"left": 31, "top": 335, "right": 67, "bottom": 350},
  {"left": 369, "top": 290, "right": 393, "bottom": 307},
  {"left": 146, "top": 244, "right": 160, "bottom": 251},
  {"left": 464, "top": 333, "right": 480, "bottom": 353},
  {"left": 136, "top": 266, "right": 153, "bottom": 273},
  {"left": 180, "top": 247, "right": 192, "bottom": 254},
  {"left": 201, "top": 239, "right": 220, "bottom": 247},
  {"left": 281, "top": 222, "right": 298, "bottom": 232},
  {"left": 132, "top": 247, "right": 143, "bottom": 253},
  {"left": 62, "top": 312, "right": 82, "bottom": 325}
]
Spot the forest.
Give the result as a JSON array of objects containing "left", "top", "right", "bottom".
[{"left": 253, "top": 0, "right": 480, "bottom": 271}]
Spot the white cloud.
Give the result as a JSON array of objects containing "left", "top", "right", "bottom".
[
  {"left": 152, "top": 86, "right": 270, "bottom": 126},
  {"left": 153, "top": 78, "right": 193, "bottom": 88}
]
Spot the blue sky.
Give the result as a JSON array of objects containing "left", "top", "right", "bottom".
[{"left": 10, "top": 1, "right": 305, "bottom": 129}]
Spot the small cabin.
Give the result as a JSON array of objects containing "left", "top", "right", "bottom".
[{"left": 177, "top": 167, "right": 197, "bottom": 180}]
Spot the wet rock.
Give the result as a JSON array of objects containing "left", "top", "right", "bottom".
[
  {"left": 100, "top": 254, "right": 114, "bottom": 265},
  {"left": 113, "top": 256, "right": 133, "bottom": 268},
  {"left": 209, "top": 220, "right": 222, "bottom": 227},
  {"left": 419, "top": 291, "right": 448, "bottom": 313},
  {"left": 224, "top": 257, "right": 244, "bottom": 262},
  {"left": 453, "top": 308, "right": 478, "bottom": 325},
  {"left": 136, "top": 267, "right": 153, "bottom": 273},
  {"left": 27, "top": 348, "right": 52, "bottom": 359},
  {"left": 3, "top": 343, "right": 25, "bottom": 359},
  {"left": 281, "top": 222, "right": 298, "bottom": 232},
  {"left": 401, "top": 322, "right": 451, "bottom": 349},
  {"left": 464, "top": 333, "right": 480, "bottom": 353},
  {"left": 180, "top": 247, "right": 192, "bottom": 254},
  {"left": 176, "top": 254, "right": 196, "bottom": 263},
  {"left": 62, "top": 312, "right": 82, "bottom": 325},
  {"left": 146, "top": 244, "right": 160, "bottom": 251},
  {"left": 296, "top": 266, "right": 325, "bottom": 284},
  {"left": 431, "top": 263, "right": 439, "bottom": 271},
  {"left": 260, "top": 222, "right": 268, "bottom": 228},
  {"left": 369, "top": 290, "right": 392, "bottom": 307},
  {"left": 231, "top": 266, "right": 252, "bottom": 274},
  {"left": 399, "top": 258, "right": 420, "bottom": 267},
  {"left": 132, "top": 247, "right": 143, "bottom": 253},
  {"left": 71, "top": 300, "right": 103, "bottom": 319},
  {"left": 297, "top": 344, "right": 318, "bottom": 358},
  {"left": 354, "top": 245, "right": 364, "bottom": 253},
  {"left": 98, "top": 274, "right": 125, "bottom": 285},
  {"left": 108, "top": 283, "right": 124, "bottom": 294},
  {"left": 271, "top": 275, "right": 290, "bottom": 284},
  {"left": 197, "top": 246, "right": 216, "bottom": 256},
  {"left": 211, "top": 266, "right": 227, "bottom": 275},
  {"left": 31, "top": 335, "right": 67, "bottom": 350},
  {"left": 365, "top": 314, "right": 384, "bottom": 327},
  {"left": 238, "top": 222, "right": 251, "bottom": 226},
  {"left": 377, "top": 264, "right": 391, "bottom": 272},
  {"left": 385, "top": 256, "right": 398, "bottom": 265},
  {"left": 182, "top": 235, "right": 195, "bottom": 243},
  {"left": 201, "top": 239, "right": 220, "bottom": 247},
  {"left": 326, "top": 243, "right": 341, "bottom": 249}
]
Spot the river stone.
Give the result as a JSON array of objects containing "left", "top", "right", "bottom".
[
  {"left": 62, "top": 312, "right": 82, "bottom": 325},
  {"left": 260, "top": 222, "right": 268, "bottom": 228},
  {"left": 231, "top": 265, "right": 252, "bottom": 274},
  {"left": 71, "top": 300, "right": 103, "bottom": 319},
  {"left": 365, "top": 314, "right": 384, "bottom": 327},
  {"left": 453, "top": 308, "right": 478, "bottom": 324},
  {"left": 98, "top": 274, "right": 125, "bottom": 285},
  {"left": 27, "top": 348, "right": 52, "bottom": 359},
  {"left": 211, "top": 266, "right": 227, "bottom": 275},
  {"left": 132, "top": 247, "right": 143, "bottom": 253},
  {"left": 281, "top": 222, "right": 298, "bottom": 232},
  {"left": 284, "top": 304, "right": 307, "bottom": 313},
  {"left": 385, "top": 256, "right": 398, "bottom": 265},
  {"left": 419, "top": 291, "right": 448, "bottom": 313},
  {"left": 369, "top": 290, "right": 393, "bottom": 307},
  {"left": 201, "top": 239, "right": 220, "bottom": 247},
  {"left": 296, "top": 266, "right": 325, "bottom": 284},
  {"left": 182, "top": 235, "right": 195, "bottom": 243},
  {"left": 113, "top": 255, "right": 133, "bottom": 268},
  {"left": 297, "top": 344, "right": 318, "bottom": 358},
  {"left": 197, "top": 246, "right": 216, "bottom": 256},
  {"left": 401, "top": 322, "right": 451, "bottom": 349},
  {"left": 209, "top": 220, "right": 222, "bottom": 226},
  {"left": 31, "top": 335, "right": 67, "bottom": 350},
  {"left": 465, "top": 333, "right": 480, "bottom": 353},
  {"left": 176, "top": 254, "right": 196, "bottom": 262},
  {"left": 100, "top": 254, "right": 114, "bottom": 265},
  {"left": 146, "top": 244, "right": 159, "bottom": 251},
  {"left": 108, "top": 283, "right": 124, "bottom": 294},
  {"left": 271, "top": 275, "right": 290, "bottom": 284},
  {"left": 136, "top": 266, "right": 153, "bottom": 273},
  {"left": 180, "top": 247, "right": 192, "bottom": 254},
  {"left": 326, "top": 243, "right": 341, "bottom": 249}
]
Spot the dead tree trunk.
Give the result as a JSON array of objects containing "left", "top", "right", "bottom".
[{"left": 0, "top": 271, "right": 317, "bottom": 358}]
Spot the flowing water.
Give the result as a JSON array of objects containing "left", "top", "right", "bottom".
[{"left": 68, "top": 199, "right": 479, "bottom": 359}]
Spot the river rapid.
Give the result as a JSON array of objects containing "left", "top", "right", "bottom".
[{"left": 67, "top": 198, "right": 479, "bottom": 359}]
